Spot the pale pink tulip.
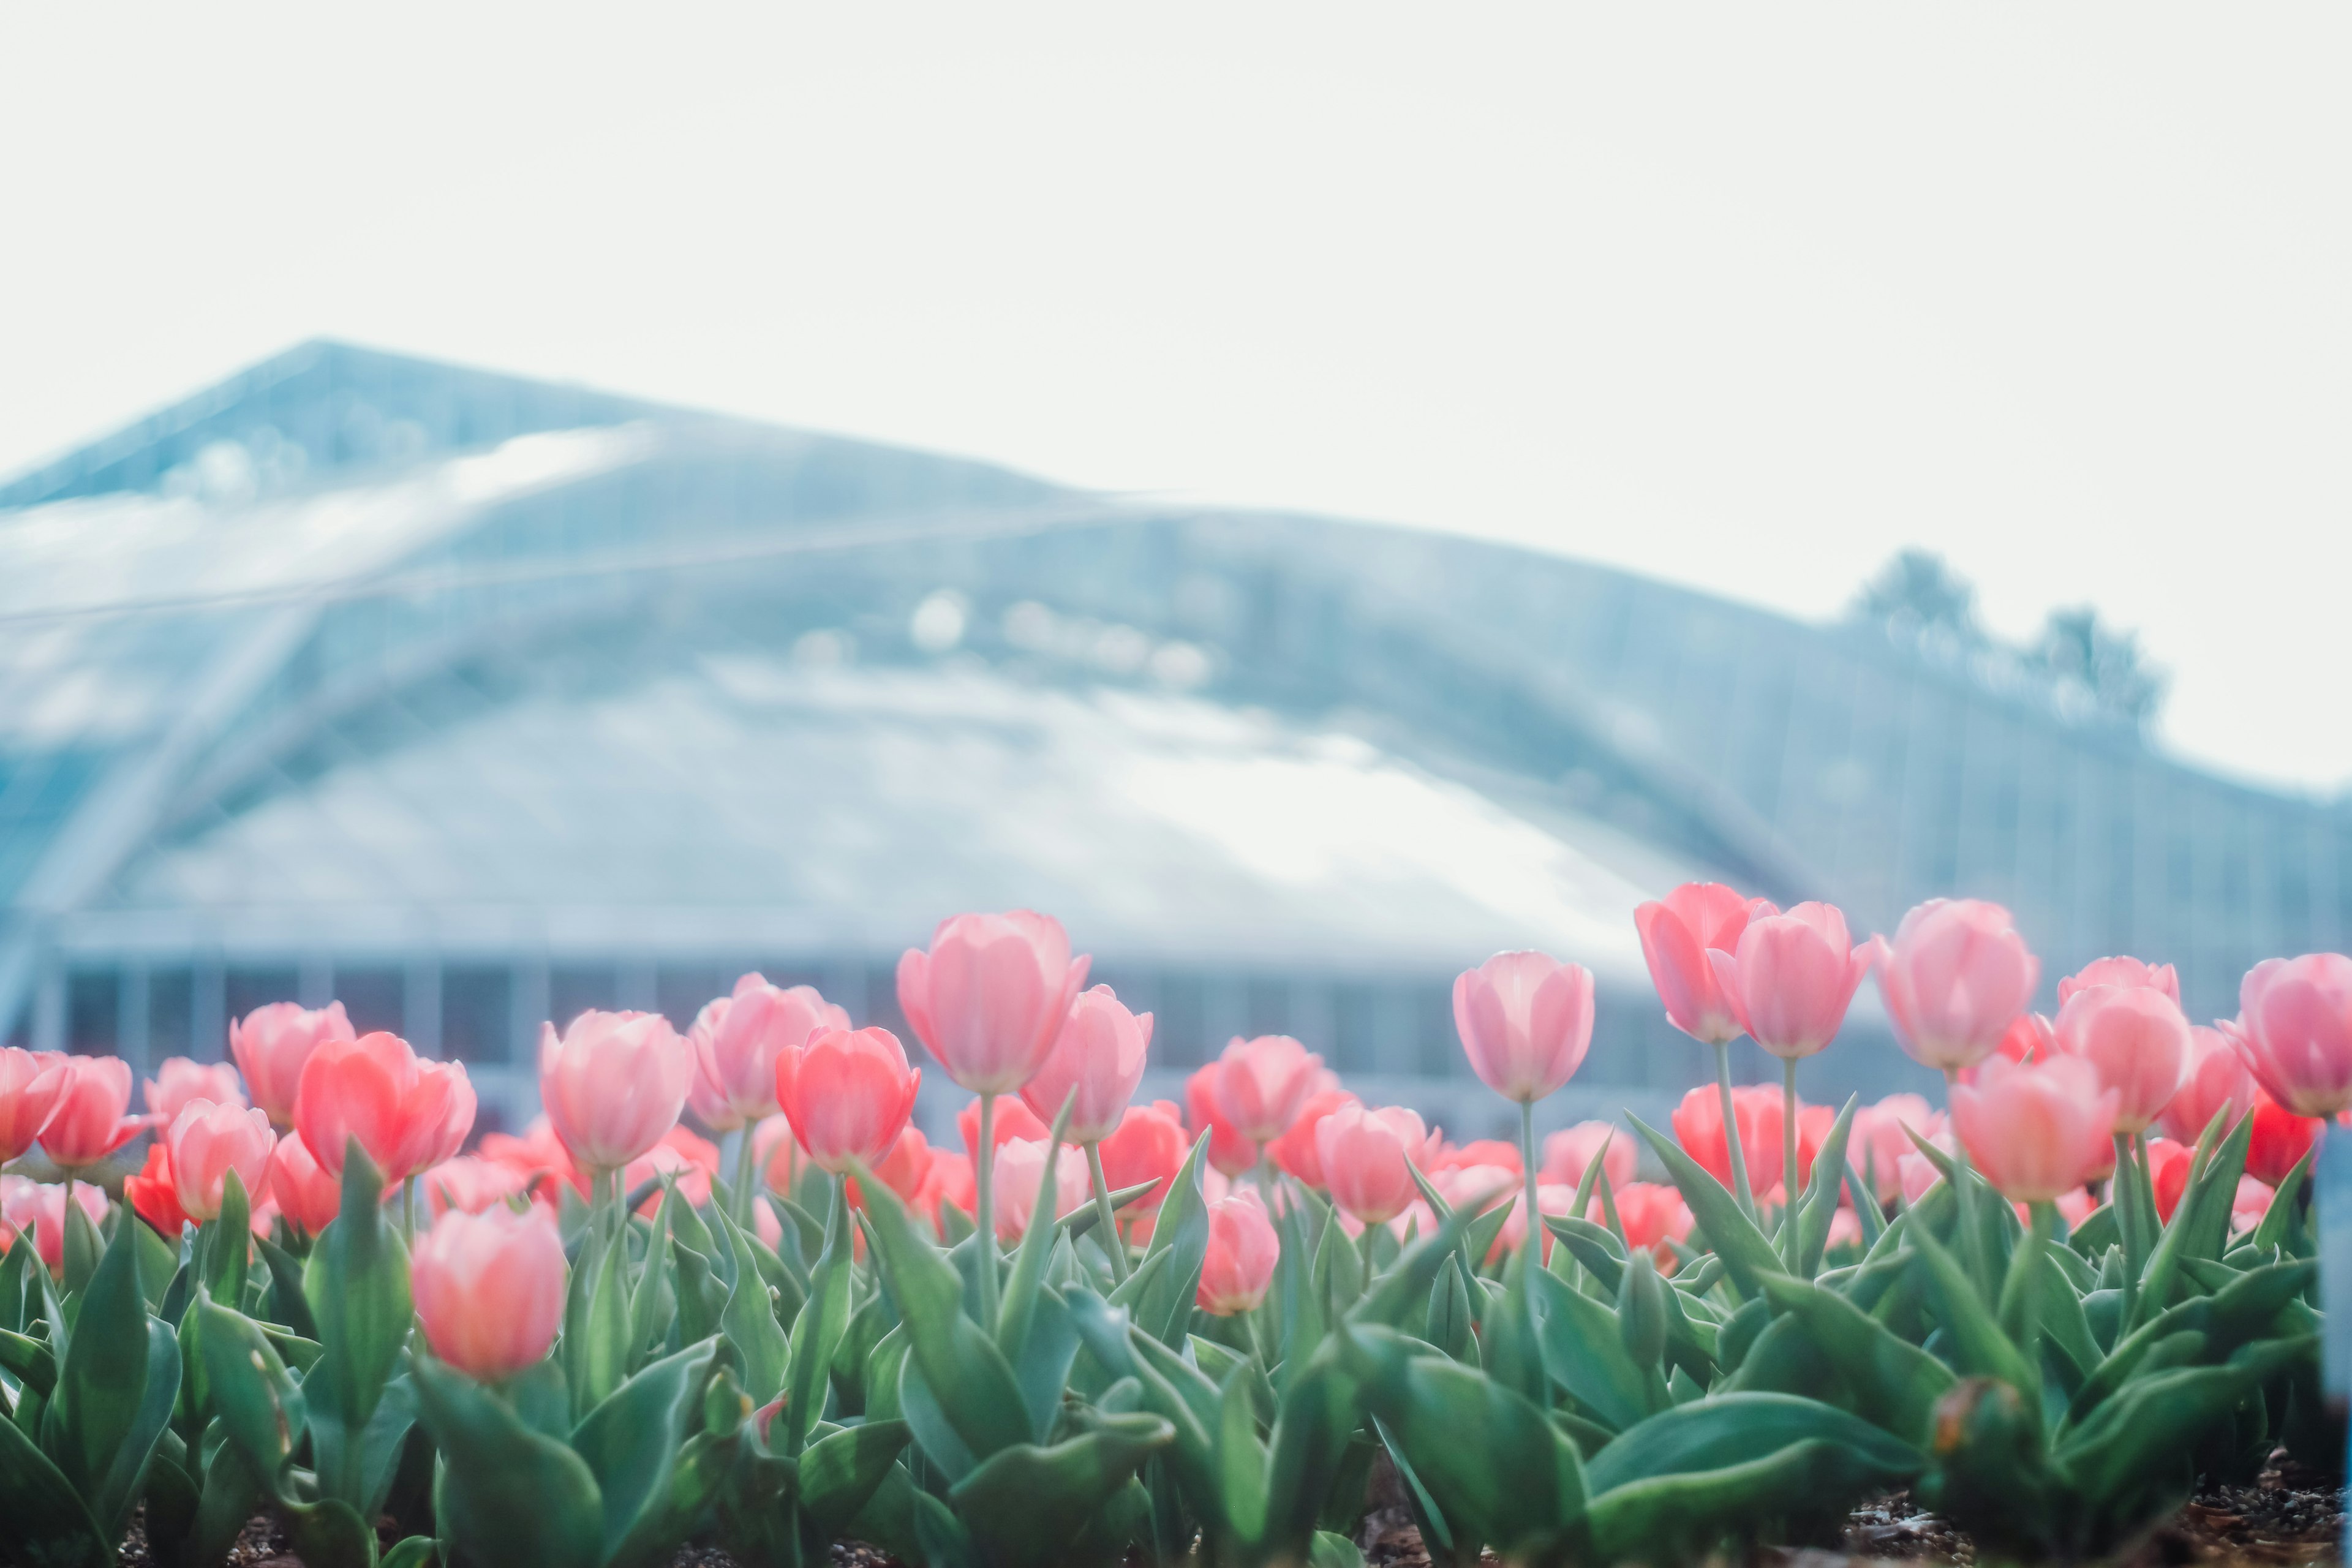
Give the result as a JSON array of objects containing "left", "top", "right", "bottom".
[
  {"left": 1215, "top": 1035, "right": 1324, "bottom": 1143},
  {"left": 144, "top": 1057, "right": 246, "bottom": 1128},
  {"left": 774, "top": 1027, "right": 921, "bottom": 1176},
  {"left": 1851, "top": 1095, "right": 1945, "bottom": 1203},
  {"left": 2162, "top": 1025, "right": 2259, "bottom": 1144},
  {"left": 623, "top": 1126, "right": 721, "bottom": 1213},
  {"left": 2054, "top": 981, "right": 2191, "bottom": 1134},
  {"left": 1197, "top": 1188, "right": 1280, "bottom": 1314},
  {"left": 2230, "top": 1176, "right": 2274, "bottom": 1232},
  {"left": 896, "top": 911, "right": 1090, "bottom": 1095},
  {"left": 2054, "top": 1187, "right": 2098, "bottom": 1231},
  {"left": 1316, "top": 1103, "right": 1432, "bottom": 1226},
  {"left": 420, "top": 1155, "right": 532, "bottom": 1219},
  {"left": 538, "top": 1011, "right": 691, "bottom": 1172},
  {"left": 1539, "top": 1121, "right": 1634, "bottom": 1191},
  {"left": 1873, "top": 899, "right": 2042, "bottom": 1072},
  {"left": 991, "top": 1136, "right": 1090, "bottom": 1241},
  {"left": 1020, "top": 985, "right": 1153, "bottom": 1142},
  {"left": 412, "top": 1205, "right": 568, "bottom": 1380},
  {"left": 688, "top": 974, "right": 848, "bottom": 1133},
  {"left": 268, "top": 1129, "right": 344, "bottom": 1231},
  {"left": 2230, "top": 954, "right": 2352, "bottom": 1117},
  {"left": 1706, "top": 902, "right": 1874, "bottom": 1060},
  {"left": 165, "top": 1099, "right": 276, "bottom": 1222},
  {"left": 230, "top": 1001, "right": 356, "bottom": 1128},
  {"left": 1452, "top": 951, "right": 1595, "bottom": 1103},
  {"left": 1948, "top": 1055, "right": 2120, "bottom": 1203},
  {"left": 2059, "top": 956, "right": 2180, "bottom": 1007},
  {"left": 1634, "top": 883, "right": 1766, "bottom": 1046},
  {"left": 1, "top": 1175, "right": 108, "bottom": 1275},
  {"left": 294, "top": 1031, "right": 475, "bottom": 1182},
  {"left": 1898, "top": 1150, "right": 1942, "bottom": 1205},
  {"left": 38, "top": 1055, "right": 141, "bottom": 1169},
  {"left": 0, "top": 1047, "right": 66, "bottom": 1164}
]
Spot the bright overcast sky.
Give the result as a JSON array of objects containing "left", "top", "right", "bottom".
[{"left": 4, "top": 6, "right": 2346, "bottom": 793}]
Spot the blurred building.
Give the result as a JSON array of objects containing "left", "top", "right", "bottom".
[{"left": 4, "top": 342, "right": 2346, "bottom": 1140}]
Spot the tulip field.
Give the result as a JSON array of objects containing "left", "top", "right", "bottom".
[{"left": 1, "top": 894, "right": 2346, "bottom": 1568}]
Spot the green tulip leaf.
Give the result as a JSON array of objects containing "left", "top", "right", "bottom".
[
  {"left": 1629, "top": 1114, "right": 1781, "bottom": 1299},
  {"left": 1585, "top": 1392, "right": 1923, "bottom": 1496},
  {"left": 1586, "top": 1437, "right": 1904, "bottom": 1564},
  {"left": 412, "top": 1352, "right": 606, "bottom": 1568},
  {"left": 0, "top": 1410, "right": 108, "bottom": 1568},
  {"left": 946, "top": 1412, "right": 1175, "bottom": 1568},
  {"left": 197, "top": 1292, "right": 307, "bottom": 1496},
  {"left": 571, "top": 1338, "right": 721, "bottom": 1566},
  {"left": 799, "top": 1418, "right": 913, "bottom": 1535},
  {"left": 303, "top": 1142, "right": 410, "bottom": 1453},
  {"left": 1528, "top": 1264, "right": 1648, "bottom": 1432},
  {"left": 1757, "top": 1272, "right": 1955, "bottom": 1444}
]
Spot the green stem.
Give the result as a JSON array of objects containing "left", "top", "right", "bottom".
[
  {"left": 2132, "top": 1129, "right": 2157, "bottom": 1256},
  {"left": 402, "top": 1175, "right": 417, "bottom": 1244},
  {"left": 1715, "top": 1044, "right": 1757, "bottom": 1218},
  {"left": 732, "top": 1125, "right": 760, "bottom": 1231},
  {"left": 1782, "top": 1058, "right": 1801, "bottom": 1273},
  {"left": 1943, "top": 1068, "right": 1992, "bottom": 1304},
  {"left": 2114, "top": 1133, "right": 2141, "bottom": 1327},
  {"left": 1085, "top": 1141, "right": 1130, "bottom": 1283},
  {"left": 975, "top": 1093, "right": 1000, "bottom": 1330},
  {"left": 1520, "top": 1100, "right": 1543, "bottom": 1276}
]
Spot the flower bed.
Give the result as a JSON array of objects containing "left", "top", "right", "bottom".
[{"left": 1, "top": 895, "right": 2344, "bottom": 1568}]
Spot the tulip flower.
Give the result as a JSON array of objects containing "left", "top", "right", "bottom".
[
  {"left": 1671, "top": 1083, "right": 1780, "bottom": 1194},
  {"left": 124, "top": 1144, "right": 190, "bottom": 1238},
  {"left": 295, "top": 1031, "right": 477, "bottom": 1188},
  {"left": 0, "top": 1047, "right": 66, "bottom": 1164},
  {"left": 774, "top": 1027, "right": 921, "bottom": 1177},
  {"left": 916, "top": 1149, "right": 976, "bottom": 1229},
  {"left": 1874, "top": 899, "right": 2042, "bottom": 1072},
  {"left": 39, "top": 1054, "right": 141, "bottom": 1170},
  {"left": 2054, "top": 977, "right": 2191, "bottom": 1135},
  {"left": 959, "top": 1095, "right": 1050, "bottom": 1166},
  {"left": 1316, "top": 1103, "right": 1432, "bottom": 1227},
  {"left": 2247, "top": 1091, "right": 2322, "bottom": 1188},
  {"left": 1614, "top": 1182, "right": 1696, "bottom": 1272},
  {"left": 1267, "top": 1088, "right": 1356, "bottom": 1189},
  {"left": 1022, "top": 985, "right": 1152, "bottom": 1144},
  {"left": 1197, "top": 1188, "right": 1280, "bottom": 1314},
  {"left": 897, "top": 910, "right": 1091, "bottom": 1096},
  {"left": 2145, "top": 1137, "right": 2193, "bottom": 1224},
  {"left": 2230, "top": 954, "right": 2352, "bottom": 1117},
  {"left": 2059, "top": 956, "right": 2180, "bottom": 1007},
  {"left": 268, "top": 1129, "right": 344, "bottom": 1232},
  {"left": 0, "top": 1175, "right": 108, "bottom": 1276},
  {"left": 478, "top": 1117, "right": 589, "bottom": 1206},
  {"left": 1098, "top": 1101, "right": 1189, "bottom": 1215},
  {"left": 1492, "top": 1181, "right": 1583, "bottom": 1264},
  {"left": 1215, "top": 1035, "right": 1324, "bottom": 1145},
  {"left": 1539, "top": 1121, "right": 1635, "bottom": 1192},
  {"left": 1851, "top": 1095, "right": 1945, "bottom": 1204},
  {"left": 2161, "top": 1026, "right": 2257, "bottom": 1144},
  {"left": 166, "top": 1099, "right": 277, "bottom": 1222},
  {"left": 991, "top": 1136, "right": 1089, "bottom": 1242},
  {"left": 230, "top": 1001, "right": 356, "bottom": 1128},
  {"left": 747, "top": 1113, "right": 800, "bottom": 1199},
  {"left": 622, "top": 1125, "right": 722, "bottom": 1214},
  {"left": 419, "top": 1155, "right": 531, "bottom": 1219},
  {"left": 1957, "top": 1012, "right": 2055, "bottom": 1086},
  {"left": 1635, "top": 881, "right": 1772, "bottom": 1216},
  {"left": 1948, "top": 1055, "right": 2120, "bottom": 1204},
  {"left": 1453, "top": 951, "right": 1596, "bottom": 1104},
  {"left": 1898, "top": 1150, "right": 1942, "bottom": 1205},
  {"left": 2231, "top": 1176, "right": 2274, "bottom": 1233},
  {"left": 688, "top": 974, "right": 849, "bottom": 1131},
  {"left": 143, "top": 1057, "right": 245, "bottom": 1127},
  {"left": 539, "top": 1011, "right": 692, "bottom": 1183},
  {"left": 1184, "top": 1065, "right": 1259, "bottom": 1177},
  {"left": 412, "top": 1205, "right": 568, "bottom": 1381}
]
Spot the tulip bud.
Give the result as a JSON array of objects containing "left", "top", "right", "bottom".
[
  {"left": 688, "top": 975, "right": 848, "bottom": 1133},
  {"left": 1874, "top": 899, "right": 2041, "bottom": 1072},
  {"left": 539, "top": 1011, "right": 690, "bottom": 1172},
  {"left": 1452, "top": 951, "right": 1596, "bottom": 1103},
  {"left": 295, "top": 1031, "right": 476, "bottom": 1182},
  {"left": 231, "top": 1001, "right": 356, "bottom": 1128},
  {"left": 774, "top": 1027, "right": 921, "bottom": 1176},
  {"left": 1948, "top": 1055, "right": 2120, "bottom": 1203},
  {"left": 166, "top": 1098, "right": 277, "bottom": 1222},
  {"left": 1634, "top": 883, "right": 1766, "bottom": 1046},
  {"left": 2053, "top": 981, "right": 2191, "bottom": 1134},
  {"left": 1704, "top": 902, "right": 1874, "bottom": 1060},
  {"left": 0, "top": 1047, "right": 67, "bottom": 1165},
  {"left": 38, "top": 1055, "right": 141, "bottom": 1169},
  {"left": 2230, "top": 954, "right": 2352, "bottom": 1117},
  {"left": 268, "top": 1130, "right": 345, "bottom": 1232},
  {"left": 1215, "top": 1035, "right": 1324, "bottom": 1143},
  {"left": 1020, "top": 985, "right": 1152, "bottom": 1144},
  {"left": 413, "top": 1205, "right": 568, "bottom": 1381},
  {"left": 1197, "top": 1188, "right": 1280, "bottom": 1314},
  {"left": 896, "top": 910, "right": 1090, "bottom": 1095},
  {"left": 144, "top": 1057, "right": 246, "bottom": 1128},
  {"left": 1316, "top": 1102, "right": 1431, "bottom": 1226}
]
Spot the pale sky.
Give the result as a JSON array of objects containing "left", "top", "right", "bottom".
[{"left": 3, "top": 6, "right": 2346, "bottom": 793}]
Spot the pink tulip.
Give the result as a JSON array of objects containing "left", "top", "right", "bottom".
[
  {"left": 774, "top": 1027, "right": 921, "bottom": 1176},
  {"left": 1492, "top": 1181, "right": 1583, "bottom": 1263},
  {"left": 1020, "top": 985, "right": 1153, "bottom": 1143},
  {"left": 957, "top": 1095, "right": 1051, "bottom": 1165},
  {"left": 1197, "top": 1188, "right": 1280, "bottom": 1314},
  {"left": 1098, "top": 1101, "right": 1189, "bottom": 1211},
  {"left": 0, "top": 1047, "right": 67, "bottom": 1164},
  {"left": 2162, "top": 1025, "right": 2259, "bottom": 1144},
  {"left": 2230, "top": 954, "right": 2352, "bottom": 1117},
  {"left": 749, "top": 1114, "right": 799, "bottom": 1196},
  {"left": 538, "top": 1011, "right": 692, "bottom": 1172},
  {"left": 412, "top": 1205, "right": 568, "bottom": 1381},
  {"left": 1706, "top": 902, "right": 1874, "bottom": 1060},
  {"left": 1634, "top": 883, "right": 1767, "bottom": 1046},
  {"left": 1539, "top": 1121, "right": 1634, "bottom": 1191},
  {"left": 991, "top": 1136, "right": 1090, "bottom": 1241},
  {"left": 1897, "top": 1150, "right": 1942, "bottom": 1205},
  {"left": 1948, "top": 1055, "right": 2120, "bottom": 1203},
  {"left": 1873, "top": 899, "right": 2042, "bottom": 1072},
  {"left": 1316, "top": 1103, "right": 1432, "bottom": 1226},
  {"left": 1432, "top": 1139, "right": 1524, "bottom": 1178},
  {"left": 38, "top": 1055, "right": 141, "bottom": 1169},
  {"left": 896, "top": 910, "right": 1091, "bottom": 1095},
  {"left": 165, "top": 1099, "right": 276, "bottom": 1222},
  {"left": 2231, "top": 1176, "right": 2274, "bottom": 1232},
  {"left": 1268, "top": 1088, "right": 1357, "bottom": 1189},
  {"left": 1672, "top": 1083, "right": 1786, "bottom": 1194},
  {"left": 1215, "top": 1035, "right": 1324, "bottom": 1143},
  {"left": 420, "top": 1155, "right": 533, "bottom": 1219},
  {"left": 293, "top": 1031, "right": 476, "bottom": 1182},
  {"left": 268, "top": 1130, "right": 344, "bottom": 1231},
  {"left": 1850, "top": 1095, "right": 1945, "bottom": 1203},
  {"left": 623, "top": 1126, "right": 721, "bottom": 1213},
  {"left": 144, "top": 1057, "right": 246, "bottom": 1128},
  {"left": 230, "top": 1001, "right": 356, "bottom": 1128},
  {"left": 1451, "top": 951, "right": 1596, "bottom": 1104},
  {"left": 688, "top": 974, "right": 849, "bottom": 1133},
  {"left": 1185, "top": 1065, "right": 1259, "bottom": 1177},
  {"left": 2059, "top": 956, "right": 2180, "bottom": 1008},
  {"left": 2054, "top": 981, "right": 2191, "bottom": 1134},
  {"left": 0, "top": 1175, "right": 108, "bottom": 1275},
  {"left": 2055, "top": 1187, "right": 2098, "bottom": 1231},
  {"left": 479, "top": 1117, "right": 588, "bottom": 1205},
  {"left": 1615, "top": 1182, "right": 1696, "bottom": 1272}
]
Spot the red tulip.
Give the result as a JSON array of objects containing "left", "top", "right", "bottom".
[
  {"left": 1316, "top": 1103, "right": 1432, "bottom": 1227},
  {"left": 1433, "top": 1139, "right": 1524, "bottom": 1178},
  {"left": 1020, "top": 985, "right": 1153, "bottom": 1144},
  {"left": 1539, "top": 1121, "right": 1634, "bottom": 1191},
  {"left": 539, "top": 1011, "right": 691, "bottom": 1173},
  {"left": 294, "top": 1031, "right": 476, "bottom": 1182},
  {"left": 39, "top": 1055, "right": 142, "bottom": 1169},
  {"left": 1197, "top": 1188, "right": 1280, "bottom": 1314},
  {"left": 1265, "top": 1087, "right": 1351, "bottom": 1189},
  {"left": 2247, "top": 1091, "right": 2323, "bottom": 1187},
  {"left": 2161, "top": 1025, "right": 2258, "bottom": 1144},
  {"left": 125, "top": 1144, "right": 190, "bottom": 1238},
  {"left": 2230, "top": 954, "right": 2352, "bottom": 1117},
  {"left": 958, "top": 1094, "right": 1050, "bottom": 1167},
  {"left": 1706, "top": 902, "right": 1873, "bottom": 1060},
  {"left": 1099, "top": 1101, "right": 1189, "bottom": 1210},
  {"left": 1614, "top": 1182, "right": 1696, "bottom": 1272},
  {"left": 413, "top": 1205, "right": 568, "bottom": 1381},
  {"left": 916, "top": 1148, "right": 976, "bottom": 1226},
  {"left": 1452, "top": 951, "right": 1595, "bottom": 1103},
  {"left": 2059, "top": 956, "right": 2180, "bottom": 1007},
  {"left": 848, "top": 1126, "right": 936, "bottom": 1219},
  {"left": 2146, "top": 1137, "right": 2193, "bottom": 1223},
  {"left": 1671, "top": 1083, "right": 1777, "bottom": 1193},
  {"left": 231, "top": 1001, "right": 356, "bottom": 1128},
  {"left": 268, "top": 1129, "right": 344, "bottom": 1231},
  {"left": 1184, "top": 1063, "right": 1259, "bottom": 1177},
  {"left": 166, "top": 1099, "right": 277, "bottom": 1222},
  {"left": 143, "top": 1057, "right": 246, "bottom": 1128},
  {"left": 1873, "top": 899, "right": 2041, "bottom": 1072},
  {"left": 774, "top": 1027, "right": 921, "bottom": 1176},
  {"left": 1634, "top": 883, "right": 1766, "bottom": 1046},
  {"left": 1215, "top": 1035, "right": 1324, "bottom": 1143},
  {"left": 688, "top": 974, "right": 849, "bottom": 1134},
  {"left": 2054, "top": 980, "right": 2191, "bottom": 1134},
  {"left": 1948, "top": 1055, "right": 2120, "bottom": 1204},
  {"left": 1850, "top": 1095, "right": 1945, "bottom": 1203},
  {"left": 478, "top": 1117, "right": 588, "bottom": 1206},
  {"left": 896, "top": 910, "right": 1090, "bottom": 1095},
  {"left": 0, "top": 1047, "right": 67, "bottom": 1164},
  {"left": 991, "top": 1136, "right": 1089, "bottom": 1241}
]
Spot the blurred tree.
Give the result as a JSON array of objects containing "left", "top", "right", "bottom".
[
  {"left": 2026, "top": 607, "right": 2168, "bottom": 727},
  {"left": 1850, "top": 549, "right": 1986, "bottom": 651}
]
